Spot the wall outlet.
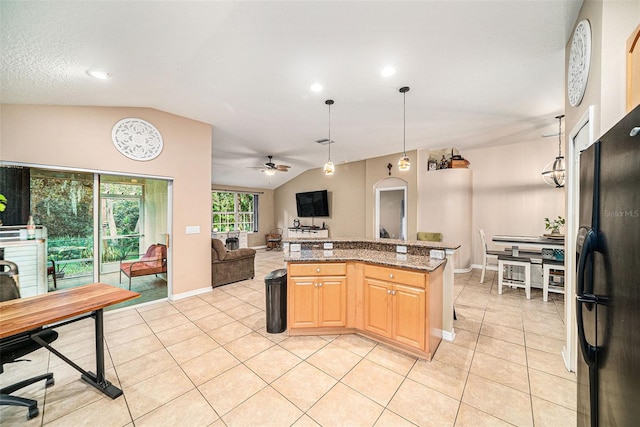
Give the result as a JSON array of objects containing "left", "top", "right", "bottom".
[
  {"left": 396, "top": 254, "right": 407, "bottom": 262},
  {"left": 323, "top": 242, "right": 334, "bottom": 250},
  {"left": 323, "top": 250, "right": 334, "bottom": 257},
  {"left": 186, "top": 226, "right": 200, "bottom": 234},
  {"left": 396, "top": 245, "right": 407, "bottom": 254},
  {"left": 430, "top": 249, "right": 445, "bottom": 259},
  {"left": 290, "top": 243, "right": 301, "bottom": 252}
]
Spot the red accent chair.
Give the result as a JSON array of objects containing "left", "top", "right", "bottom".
[{"left": 119, "top": 244, "right": 167, "bottom": 290}]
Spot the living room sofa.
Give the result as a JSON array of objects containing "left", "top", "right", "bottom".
[{"left": 211, "top": 238, "right": 256, "bottom": 288}]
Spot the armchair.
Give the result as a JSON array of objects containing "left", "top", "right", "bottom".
[
  {"left": 1, "top": 260, "right": 58, "bottom": 420},
  {"left": 265, "top": 228, "right": 283, "bottom": 251},
  {"left": 119, "top": 244, "right": 167, "bottom": 290}
]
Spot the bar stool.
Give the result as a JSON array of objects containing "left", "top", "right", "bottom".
[
  {"left": 498, "top": 254, "right": 532, "bottom": 299},
  {"left": 542, "top": 259, "right": 565, "bottom": 302}
]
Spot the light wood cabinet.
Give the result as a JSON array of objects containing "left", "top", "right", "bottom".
[
  {"left": 363, "top": 267, "right": 426, "bottom": 350},
  {"left": 288, "top": 263, "right": 347, "bottom": 329},
  {"left": 287, "top": 260, "right": 443, "bottom": 360}
]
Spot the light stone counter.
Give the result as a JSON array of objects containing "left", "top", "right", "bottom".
[{"left": 284, "top": 249, "right": 446, "bottom": 272}]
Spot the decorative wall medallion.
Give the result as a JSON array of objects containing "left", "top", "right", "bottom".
[
  {"left": 111, "top": 118, "right": 163, "bottom": 161},
  {"left": 567, "top": 19, "right": 592, "bottom": 107}
]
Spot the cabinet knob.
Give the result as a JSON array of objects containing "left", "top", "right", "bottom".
[
  {"left": 392, "top": 290, "right": 397, "bottom": 296},
  {"left": 318, "top": 282, "right": 323, "bottom": 287},
  {"left": 316, "top": 268, "right": 321, "bottom": 273},
  {"left": 387, "top": 289, "right": 391, "bottom": 295},
  {"left": 389, "top": 273, "right": 394, "bottom": 279}
]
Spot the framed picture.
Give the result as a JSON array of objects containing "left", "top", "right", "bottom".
[{"left": 428, "top": 161, "right": 437, "bottom": 171}]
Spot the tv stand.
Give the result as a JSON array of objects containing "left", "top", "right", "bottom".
[{"left": 288, "top": 228, "right": 329, "bottom": 239}]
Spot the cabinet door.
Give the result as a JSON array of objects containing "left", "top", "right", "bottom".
[
  {"left": 318, "top": 277, "right": 346, "bottom": 327},
  {"left": 393, "top": 284, "right": 426, "bottom": 349},
  {"left": 363, "top": 278, "right": 392, "bottom": 338},
  {"left": 290, "top": 277, "right": 318, "bottom": 328}
]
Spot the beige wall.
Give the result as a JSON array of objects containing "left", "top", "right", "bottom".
[
  {"left": 274, "top": 161, "right": 367, "bottom": 238},
  {"left": 465, "top": 139, "right": 565, "bottom": 266},
  {"left": 210, "top": 184, "right": 275, "bottom": 247},
  {"left": 0, "top": 104, "right": 213, "bottom": 297},
  {"left": 365, "top": 151, "right": 418, "bottom": 239},
  {"left": 417, "top": 156, "right": 473, "bottom": 269}
]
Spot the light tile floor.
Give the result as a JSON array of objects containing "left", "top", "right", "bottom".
[{"left": 0, "top": 250, "right": 576, "bottom": 426}]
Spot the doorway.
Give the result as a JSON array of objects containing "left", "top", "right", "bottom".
[{"left": 375, "top": 179, "right": 408, "bottom": 240}]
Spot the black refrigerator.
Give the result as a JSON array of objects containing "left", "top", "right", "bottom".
[{"left": 576, "top": 104, "right": 640, "bottom": 427}]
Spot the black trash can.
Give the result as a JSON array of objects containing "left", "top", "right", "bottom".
[{"left": 265, "top": 268, "right": 287, "bottom": 333}]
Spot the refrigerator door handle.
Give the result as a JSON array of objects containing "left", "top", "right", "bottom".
[{"left": 576, "top": 227, "right": 599, "bottom": 368}]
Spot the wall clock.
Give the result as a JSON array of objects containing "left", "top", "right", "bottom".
[
  {"left": 111, "top": 118, "right": 163, "bottom": 161},
  {"left": 567, "top": 19, "right": 592, "bottom": 107}
]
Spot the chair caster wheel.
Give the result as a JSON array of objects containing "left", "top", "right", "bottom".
[{"left": 27, "top": 406, "right": 39, "bottom": 420}]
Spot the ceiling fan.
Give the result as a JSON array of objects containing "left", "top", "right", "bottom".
[{"left": 249, "top": 155, "right": 291, "bottom": 175}]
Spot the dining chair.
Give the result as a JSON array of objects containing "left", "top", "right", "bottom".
[
  {"left": 542, "top": 259, "right": 565, "bottom": 302},
  {"left": 479, "top": 229, "right": 501, "bottom": 284}
]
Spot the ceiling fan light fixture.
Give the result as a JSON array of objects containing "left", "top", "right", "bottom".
[
  {"left": 264, "top": 168, "right": 276, "bottom": 176},
  {"left": 398, "top": 86, "right": 410, "bottom": 171},
  {"left": 542, "top": 114, "right": 565, "bottom": 188},
  {"left": 324, "top": 99, "right": 335, "bottom": 176}
]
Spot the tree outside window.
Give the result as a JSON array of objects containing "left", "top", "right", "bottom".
[{"left": 212, "top": 191, "right": 257, "bottom": 232}]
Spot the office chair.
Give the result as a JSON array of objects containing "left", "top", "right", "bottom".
[{"left": 0, "top": 260, "right": 58, "bottom": 420}]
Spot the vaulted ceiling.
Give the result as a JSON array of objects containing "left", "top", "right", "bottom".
[{"left": 0, "top": 1, "right": 582, "bottom": 189}]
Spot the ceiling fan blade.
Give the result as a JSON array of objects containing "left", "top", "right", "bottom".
[{"left": 276, "top": 165, "right": 290, "bottom": 171}]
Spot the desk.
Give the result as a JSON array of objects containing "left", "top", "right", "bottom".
[
  {"left": 0, "top": 283, "right": 139, "bottom": 398},
  {"left": 492, "top": 235, "right": 565, "bottom": 256}
]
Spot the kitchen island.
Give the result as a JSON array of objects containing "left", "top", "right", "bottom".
[{"left": 283, "top": 238, "right": 459, "bottom": 360}]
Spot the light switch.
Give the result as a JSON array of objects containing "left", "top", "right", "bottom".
[{"left": 186, "top": 226, "right": 200, "bottom": 234}]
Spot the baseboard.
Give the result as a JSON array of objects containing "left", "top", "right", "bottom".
[
  {"left": 454, "top": 267, "right": 473, "bottom": 273},
  {"left": 251, "top": 245, "right": 267, "bottom": 250},
  {"left": 170, "top": 286, "right": 212, "bottom": 301},
  {"left": 470, "top": 263, "right": 498, "bottom": 271},
  {"left": 442, "top": 329, "right": 456, "bottom": 342}
]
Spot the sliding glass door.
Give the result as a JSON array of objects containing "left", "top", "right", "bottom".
[{"left": 3, "top": 164, "right": 171, "bottom": 306}]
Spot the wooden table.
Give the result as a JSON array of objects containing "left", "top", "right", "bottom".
[
  {"left": 492, "top": 235, "right": 565, "bottom": 256},
  {"left": 0, "top": 283, "right": 139, "bottom": 398}
]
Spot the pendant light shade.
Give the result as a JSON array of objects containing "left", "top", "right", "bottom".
[
  {"left": 542, "top": 114, "right": 565, "bottom": 188},
  {"left": 324, "top": 99, "right": 335, "bottom": 176},
  {"left": 398, "top": 86, "right": 410, "bottom": 171}
]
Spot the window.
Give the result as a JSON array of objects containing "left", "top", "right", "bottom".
[{"left": 212, "top": 191, "right": 258, "bottom": 232}]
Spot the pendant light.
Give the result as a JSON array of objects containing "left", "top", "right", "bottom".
[
  {"left": 398, "top": 86, "right": 410, "bottom": 171},
  {"left": 542, "top": 114, "right": 565, "bottom": 188},
  {"left": 324, "top": 99, "right": 335, "bottom": 176}
]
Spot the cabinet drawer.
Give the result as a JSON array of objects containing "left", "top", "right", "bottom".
[
  {"left": 364, "top": 265, "right": 425, "bottom": 288},
  {"left": 289, "top": 262, "right": 346, "bottom": 277}
]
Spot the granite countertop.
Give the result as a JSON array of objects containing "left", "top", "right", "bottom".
[
  {"left": 284, "top": 248, "right": 446, "bottom": 272},
  {"left": 283, "top": 236, "right": 460, "bottom": 251}
]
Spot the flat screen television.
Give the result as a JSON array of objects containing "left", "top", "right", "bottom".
[{"left": 295, "top": 190, "right": 329, "bottom": 217}]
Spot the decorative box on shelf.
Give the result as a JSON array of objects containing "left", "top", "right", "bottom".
[{"left": 450, "top": 159, "right": 470, "bottom": 168}]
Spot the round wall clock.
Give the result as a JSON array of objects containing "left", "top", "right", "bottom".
[
  {"left": 111, "top": 118, "right": 163, "bottom": 161},
  {"left": 567, "top": 19, "right": 592, "bottom": 107}
]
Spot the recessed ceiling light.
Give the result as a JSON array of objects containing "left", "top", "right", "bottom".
[
  {"left": 86, "top": 69, "right": 110, "bottom": 80},
  {"left": 310, "top": 83, "right": 323, "bottom": 92},
  {"left": 381, "top": 66, "right": 396, "bottom": 77}
]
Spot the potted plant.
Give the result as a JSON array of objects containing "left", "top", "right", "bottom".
[{"left": 545, "top": 216, "right": 565, "bottom": 235}]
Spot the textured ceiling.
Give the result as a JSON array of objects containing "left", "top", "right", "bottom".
[{"left": 0, "top": 1, "right": 582, "bottom": 189}]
